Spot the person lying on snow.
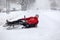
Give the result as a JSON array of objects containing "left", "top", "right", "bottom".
[
  {"left": 5, "top": 14, "right": 39, "bottom": 29},
  {"left": 20, "top": 14, "right": 39, "bottom": 28}
]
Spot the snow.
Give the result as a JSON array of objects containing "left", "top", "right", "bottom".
[
  {"left": 0, "top": 0, "right": 60, "bottom": 40},
  {"left": 0, "top": 10, "right": 60, "bottom": 40}
]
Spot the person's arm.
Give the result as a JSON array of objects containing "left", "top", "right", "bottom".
[{"left": 20, "top": 17, "right": 32, "bottom": 20}]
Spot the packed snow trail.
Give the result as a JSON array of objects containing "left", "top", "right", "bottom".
[{"left": 0, "top": 10, "right": 60, "bottom": 40}]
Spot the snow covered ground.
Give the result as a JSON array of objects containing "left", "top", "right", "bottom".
[
  {"left": 0, "top": 10, "right": 60, "bottom": 40},
  {"left": 0, "top": 0, "right": 60, "bottom": 40}
]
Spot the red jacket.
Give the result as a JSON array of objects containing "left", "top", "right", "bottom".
[{"left": 21, "top": 16, "right": 38, "bottom": 25}]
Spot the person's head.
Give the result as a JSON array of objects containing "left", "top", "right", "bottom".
[{"left": 35, "top": 14, "right": 39, "bottom": 18}]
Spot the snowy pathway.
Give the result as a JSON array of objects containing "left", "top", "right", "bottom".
[{"left": 0, "top": 10, "right": 60, "bottom": 40}]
